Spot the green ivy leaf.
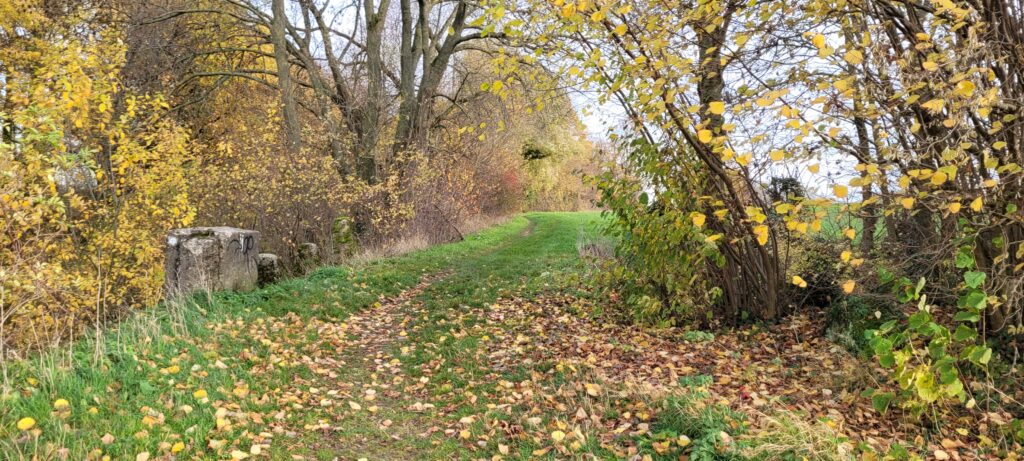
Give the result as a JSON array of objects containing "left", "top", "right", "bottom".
[
  {"left": 969, "top": 346, "right": 992, "bottom": 366},
  {"left": 959, "top": 290, "right": 987, "bottom": 310},
  {"left": 964, "top": 271, "right": 986, "bottom": 289},
  {"left": 944, "top": 378, "right": 964, "bottom": 399},
  {"left": 908, "top": 311, "right": 932, "bottom": 330},
  {"left": 954, "top": 324, "right": 977, "bottom": 342},
  {"left": 871, "top": 391, "right": 895, "bottom": 414},
  {"left": 955, "top": 248, "right": 975, "bottom": 269},
  {"left": 954, "top": 310, "right": 980, "bottom": 322}
]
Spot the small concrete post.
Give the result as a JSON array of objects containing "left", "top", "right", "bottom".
[
  {"left": 296, "top": 242, "right": 320, "bottom": 271},
  {"left": 331, "top": 216, "right": 358, "bottom": 258},
  {"left": 256, "top": 253, "right": 280, "bottom": 286},
  {"left": 164, "top": 227, "right": 260, "bottom": 296}
]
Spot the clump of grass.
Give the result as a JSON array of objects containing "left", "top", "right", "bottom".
[
  {"left": 639, "top": 377, "right": 748, "bottom": 460},
  {"left": 575, "top": 227, "right": 615, "bottom": 261},
  {"left": 681, "top": 330, "right": 715, "bottom": 343},
  {"left": 741, "top": 410, "right": 855, "bottom": 461}
]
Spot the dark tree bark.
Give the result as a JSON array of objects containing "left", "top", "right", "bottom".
[{"left": 271, "top": 0, "right": 302, "bottom": 152}]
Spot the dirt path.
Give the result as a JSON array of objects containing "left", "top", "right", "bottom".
[
  {"left": 278, "top": 272, "right": 452, "bottom": 460},
  {"left": 345, "top": 272, "right": 448, "bottom": 358}
]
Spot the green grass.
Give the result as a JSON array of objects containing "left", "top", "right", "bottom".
[{"left": 0, "top": 212, "right": 606, "bottom": 460}]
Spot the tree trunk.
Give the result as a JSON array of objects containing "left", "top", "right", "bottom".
[
  {"left": 357, "top": 0, "right": 388, "bottom": 183},
  {"left": 271, "top": 0, "right": 301, "bottom": 152},
  {"left": 695, "top": 17, "right": 782, "bottom": 322}
]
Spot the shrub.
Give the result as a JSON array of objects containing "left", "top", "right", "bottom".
[
  {"left": 786, "top": 236, "right": 845, "bottom": 310},
  {"left": 825, "top": 295, "right": 900, "bottom": 355},
  {"left": 1, "top": 4, "right": 192, "bottom": 352},
  {"left": 587, "top": 140, "right": 725, "bottom": 326}
]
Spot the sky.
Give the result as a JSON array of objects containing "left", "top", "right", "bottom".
[{"left": 571, "top": 92, "right": 627, "bottom": 142}]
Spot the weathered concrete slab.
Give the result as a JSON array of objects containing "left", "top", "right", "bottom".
[{"left": 164, "top": 227, "right": 259, "bottom": 296}]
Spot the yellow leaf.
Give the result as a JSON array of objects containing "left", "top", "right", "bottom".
[
  {"left": 171, "top": 442, "right": 185, "bottom": 454},
  {"left": 970, "top": 197, "right": 983, "bottom": 212},
  {"left": 17, "top": 417, "right": 36, "bottom": 431},
  {"left": 691, "top": 212, "right": 706, "bottom": 228},
  {"left": 931, "top": 172, "right": 948, "bottom": 186},
  {"left": 590, "top": 10, "right": 605, "bottom": 21},
  {"left": 697, "top": 129, "right": 713, "bottom": 144},
  {"left": 811, "top": 34, "right": 827, "bottom": 49},
  {"left": 808, "top": 163, "right": 820, "bottom": 174},
  {"left": 708, "top": 101, "right": 725, "bottom": 115},
  {"left": 792, "top": 276, "right": 808, "bottom": 288},
  {"left": 841, "top": 250, "right": 852, "bottom": 262},
  {"left": 551, "top": 430, "right": 566, "bottom": 442},
  {"left": 949, "top": 202, "right": 962, "bottom": 213},
  {"left": 833, "top": 185, "right": 848, "bottom": 198},
  {"left": 843, "top": 49, "right": 864, "bottom": 65},
  {"left": 923, "top": 61, "right": 939, "bottom": 71},
  {"left": 193, "top": 389, "right": 208, "bottom": 399},
  {"left": 993, "top": 141, "right": 1007, "bottom": 150},
  {"left": 921, "top": 99, "right": 945, "bottom": 113},
  {"left": 770, "top": 149, "right": 785, "bottom": 161},
  {"left": 585, "top": 383, "right": 602, "bottom": 396},
  {"left": 754, "top": 225, "right": 769, "bottom": 246},
  {"left": 53, "top": 399, "right": 69, "bottom": 410},
  {"left": 613, "top": 23, "right": 627, "bottom": 36},
  {"left": 955, "top": 80, "right": 975, "bottom": 98},
  {"left": 900, "top": 197, "right": 915, "bottom": 209},
  {"left": 844, "top": 228, "right": 856, "bottom": 240},
  {"left": 842, "top": 280, "right": 856, "bottom": 294}
]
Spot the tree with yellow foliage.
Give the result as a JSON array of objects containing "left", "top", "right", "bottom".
[{"left": 1, "top": 1, "right": 192, "bottom": 354}]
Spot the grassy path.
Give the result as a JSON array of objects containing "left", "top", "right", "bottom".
[
  {"left": 2, "top": 212, "right": 947, "bottom": 460},
  {"left": 1, "top": 212, "right": 612, "bottom": 460}
]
